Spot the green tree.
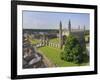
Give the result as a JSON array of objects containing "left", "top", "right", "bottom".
[{"left": 61, "top": 34, "right": 86, "bottom": 64}]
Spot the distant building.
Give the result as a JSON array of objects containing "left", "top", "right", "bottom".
[{"left": 23, "top": 19, "right": 87, "bottom": 49}]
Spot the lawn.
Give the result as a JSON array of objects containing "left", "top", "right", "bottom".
[
  {"left": 85, "top": 35, "right": 89, "bottom": 41},
  {"left": 30, "top": 39, "right": 40, "bottom": 44},
  {"left": 49, "top": 38, "right": 59, "bottom": 44},
  {"left": 38, "top": 46, "right": 79, "bottom": 67}
]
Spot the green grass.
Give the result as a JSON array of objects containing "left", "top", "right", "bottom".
[
  {"left": 49, "top": 38, "right": 59, "bottom": 44},
  {"left": 38, "top": 46, "right": 79, "bottom": 67},
  {"left": 30, "top": 39, "right": 40, "bottom": 44},
  {"left": 85, "top": 35, "right": 89, "bottom": 42}
]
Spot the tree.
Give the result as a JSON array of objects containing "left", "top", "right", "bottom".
[{"left": 61, "top": 34, "right": 86, "bottom": 64}]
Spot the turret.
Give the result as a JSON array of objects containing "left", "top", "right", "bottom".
[
  {"left": 59, "top": 21, "right": 63, "bottom": 49},
  {"left": 68, "top": 20, "right": 71, "bottom": 34}
]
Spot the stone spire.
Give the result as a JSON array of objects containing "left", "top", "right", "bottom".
[
  {"left": 83, "top": 25, "right": 86, "bottom": 34},
  {"left": 59, "top": 21, "right": 63, "bottom": 49},
  {"left": 68, "top": 20, "right": 71, "bottom": 34},
  {"left": 78, "top": 25, "right": 80, "bottom": 30},
  {"left": 84, "top": 25, "right": 85, "bottom": 31}
]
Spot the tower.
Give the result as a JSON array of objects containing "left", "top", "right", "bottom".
[
  {"left": 68, "top": 20, "right": 71, "bottom": 34},
  {"left": 84, "top": 25, "right": 85, "bottom": 32},
  {"left": 59, "top": 21, "right": 63, "bottom": 49},
  {"left": 78, "top": 25, "right": 80, "bottom": 30}
]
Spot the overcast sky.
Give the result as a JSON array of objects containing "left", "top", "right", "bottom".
[{"left": 23, "top": 11, "right": 90, "bottom": 30}]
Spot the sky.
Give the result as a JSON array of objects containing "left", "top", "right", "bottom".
[{"left": 23, "top": 11, "right": 90, "bottom": 30}]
